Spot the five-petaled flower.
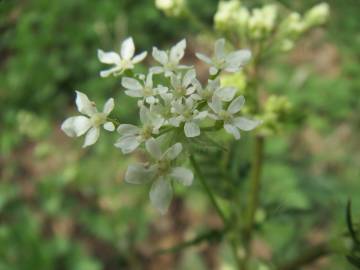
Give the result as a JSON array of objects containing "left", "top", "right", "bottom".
[
  {"left": 208, "top": 95, "right": 261, "bottom": 139},
  {"left": 61, "top": 91, "right": 115, "bottom": 147},
  {"left": 151, "top": 39, "right": 190, "bottom": 77},
  {"left": 98, "top": 37, "right": 147, "bottom": 77},
  {"left": 115, "top": 106, "right": 164, "bottom": 154},
  {"left": 125, "top": 138, "right": 193, "bottom": 214},
  {"left": 196, "top": 38, "right": 252, "bottom": 76}
]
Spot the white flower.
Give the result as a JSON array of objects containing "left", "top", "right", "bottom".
[
  {"left": 196, "top": 39, "right": 251, "bottom": 76},
  {"left": 61, "top": 91, "right": 115, "bottom": 147},
  {"left": 170, "top": 69, "right": 197, "bottom": 99},
  {"left": 150, "top": 93, "right": 175, "bottom": 124},
  {"left": 97, "top": 37, "right": 147, "bottom": 77},
  {"left": 151, "top": 39, "right": 189, "bottom": 77},
  {"left": 115, "top": 106, "right": 164, "bottom": 154},
  {"left": 169, "top": 97, "right": 207, "bottom": 137},
  {"left": 121, "top": 73, "right": 168, "bottom": 105},
  {"left": 192, "top": 77, "right": 236, "bottom": 103},
  {"left": 125, "top": 138, "right": 193, "bottom": 214},
  {"left": 208, "top": 95, "right": 261, "bottom": 139},
  {"left": 248, "top": 5, "right": 278, "bottom": 40}
]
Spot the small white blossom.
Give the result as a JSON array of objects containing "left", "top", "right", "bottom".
[
  {"left": 121, "top": 73, "right": 168, "bottom": 105},
  {"left": 98, "top": 37, "right": 147, "bottom": 77},
  {"left": 61, "top": 91, "right": 115, "bottom": 147},
  {"left": 150, "top": 93, "right": 176, "bottom": 124},
  {"left": 169, "top": 97, "right": 207, "bottom": 137},
  {"left": 196, "top": 39, "right": 251, "bottom": 76},
  {"left": 155, "top": 0, "right": 185, "bottom": 17},
  {"left": 209, "top": 95, "right": 261, "bottom": 139},
  {"left": 115, "top": 106, "right": 164, "bottom": 154},
  {"left": 170, "top": 69, "right": 197, "bottom": 99},
  {"left": 151, "top": 39, "right": 189, "bottom": 76},
  {"left": 125, "top": 138, "right": 193, "bottom": 214},
  {"left": 304, "top": 2, "right": 329, "bottom": 28},
  {"left": 192, "top": 77, "right": 236, "bottom": 103}
]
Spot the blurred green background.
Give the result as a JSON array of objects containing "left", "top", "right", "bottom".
[{"left": 0, "top": 0, "right": 359, "bottom": 269}]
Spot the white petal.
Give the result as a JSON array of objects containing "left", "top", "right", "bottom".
[
  {"left": 170, "top": 39, "right": 186, "bottom": 63},
  {"left": 225, "top": 49, "right": 252, "bottom": 70},
  {"left": 100, "top": 67, "right": 121, "bottom": 78},
  {"left": 149, "top": 177, "right": 173, "bottom": 215},
  {"left": 224, "top": 124, "right": 240, "bottom": 140},
  {"left": 114, "top": 135, "right": 141, "bottom": 154},
  {"left": 124, "top": 90, "right": 143, "bottom": 98},
  {"left": 83, "top": 127, "right": 100, "bottom": 147},
  {"left": 132, "top": 51, "right": 147, "bottom": 64},
  {"left": 215, "top": 87, "right": 236, "bottom": 102},
  {"left": 145, "top": 138, "right": 162, "bottom": 159},
  {"left": 121, "top": 37, "right": 135, "bottom": 60},
  {"left": 184, "top": 121, "right": 200, "bottom": 137},
  {"left": 163, "top": 143, "right": 182, "bottom": 160},
  {"left": 194, "top": 111, "right": 208, "bottom": 120},
  {"left": 97, "top": 49, "right": 121, "bottom": 64},
  {"left": 209, "top": 95, "right": 222, "bottom": 114},
  {"left": 214, "top": 39, "right": 225, "bottom": 60},
  {"left": 183, "top": 69, "right": 196, "bottom": 87},
  {"left": 149, "top": 66, "right": 164, "bottom": 74},
  {"left": 233, "top": 117, "right": 261, "bottom": 131},
  {"left": 152, "top": 47, "right": 168, "bottom": 65},
  {"left": 103, "top": 98, "right": 114, "bottom": 115},
  {"left": 121, "top": 77, "right": 142, "bottom": 91},
  {"left": 139, "top": 106, "right": 153, "bottom": 125},
  {"left": 61, "top": 116, "right": 91, "bottom": 137},
  {"left": 170, "top": 167, "right": 193, "bottom": 186},
  {"left": 227, "top": 96, "right": 245, "bottom": 114},
  {"left": 125, "top": 163, "right": 154, "bottom": 184},
  {"left": 103, "top": 122, "right": 115, "bottom": 131},
  {"left": 75, "top": 91, "right": 97, "bottom": 116},
  {"left": 117, "top": 124, "right": 140, "bottom": 135},
  {"left": 195, "top": 53, "right": 212, "bottom": 64}
]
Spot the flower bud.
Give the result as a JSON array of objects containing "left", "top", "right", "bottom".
[
  {"left": 155, "top": 0, "right": 186, "bottom": 17},
  {"left": 214, "top": 0, "right": 242, "bottom": 31},
  {"left": 281, "top": 12, "right": 305, "bottom": 37},
  {"left": 304, "top": 2, "right": 330, "bottom": 28},
  {"left": 248, "top": 4, "right": 278, "bottom": 40}
]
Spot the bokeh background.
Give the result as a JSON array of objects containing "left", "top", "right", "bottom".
[{"left": 0, "top": 0, "right": 359, "bottom": 269}]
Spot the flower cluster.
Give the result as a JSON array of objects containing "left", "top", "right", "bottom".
[
  {"left": 214, "top": 1, "right": 329, "bottom": 52},
  {"left": 61, "top": 37, "right": 261, "bottom": 213}
]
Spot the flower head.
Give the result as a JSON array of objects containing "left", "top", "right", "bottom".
[
  {"left": 192, "top": 77, "right": 236, "bottom": 103},
  {"left": 125, "top": 138, "right": 193, "bottom": 214},
  {"left": 61, "top": 91, "right": 115, "bottom": 147},
  {"left": 169, "top": 97, "right": 207, "bottom": 137},
  {"left": 115, "top": 106, "right": 164, "bottom": 154},
  {"left": 209, "top": 95, "right": 261, "bottom": 139},
  {"left": 121, "top": 73, "right": 168, "bottom": 105},
  {"left": 196, "top": 39, "right": 251, "bottom": 76},
  {"left": 98, "top": 37, "right": 147, "bottom": 77},
  {"left": 151, "top": 39, "right": 189, "bottom": 77}
]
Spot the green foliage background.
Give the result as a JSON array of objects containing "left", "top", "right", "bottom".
[{"left": 0, "top": 0, "right": 359, "bottom": 269}]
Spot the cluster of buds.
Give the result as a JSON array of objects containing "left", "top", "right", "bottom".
[
  {"left": 258, "top": 95, "right": 294, "bottom": 136},
  {"left": 214, "top": 1, "right": 329, "bottom": 52},
  {"left": 155, "top": 0, "right": 186, "bottom": 17},
  {"left": 61, "top": 37, "right": 261, "bottom": 213}
]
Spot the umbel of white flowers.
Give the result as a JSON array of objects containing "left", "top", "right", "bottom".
[{"left": 61, "top": 37, "right": 261, "bottom": 213}]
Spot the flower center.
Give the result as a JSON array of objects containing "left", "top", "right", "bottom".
[
  {"left": 90, "top": 113, "right": 107, "bottom": 127},
  {"left": 219, "top": 110, "right": 232, "bottom": 122},
  {"left": 157, "top": 159, "right": 171, "bottom": 175},
  {"left": 140, "top": 125, "right": 153, "bottom": 139}
]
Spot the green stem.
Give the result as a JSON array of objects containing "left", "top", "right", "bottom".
[
  {"left": 190, "top": 154, "right": 244, "bottom": 269},
  {"left": 242, "top": 136, "right": 265, "bottom": 267},
  {"left": 153, "top": 228, "right": 226, "bottom": 256},
  {"left": 190, "top": 154, "right": 228, "bottom": 224}
]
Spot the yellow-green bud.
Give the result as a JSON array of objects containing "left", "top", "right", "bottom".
[
  {"left": 248, "top": 4, "right": 278, "bottom": 40},
  {"left": 220, "top": 72, "right": 247, "bottom": 95},
  {"left": 304, "top": 2, "right": 330, "bottom": 28},
  {"left": 155, "top": 0, "right": 186, "bottom": 17},
  {"left": 214, "top": 0, "right": 242, "bottom": 31}
]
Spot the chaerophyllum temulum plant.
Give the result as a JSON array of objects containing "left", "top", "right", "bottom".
[{"left": 61, "top": 1, "right": 336, "bottom": 269}]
